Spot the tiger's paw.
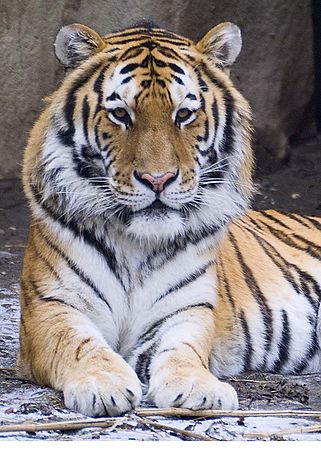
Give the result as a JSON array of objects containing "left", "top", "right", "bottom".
[
  {"left": 63, "top": 359, "right": 142, "bottom": 417},
  {"left": 148, "top": 367, "right": 238, "bottom": 410}
]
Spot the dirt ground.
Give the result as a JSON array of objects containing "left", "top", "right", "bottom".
[{"left": 0, "top": 135, "right": 320, "bottom": 440}]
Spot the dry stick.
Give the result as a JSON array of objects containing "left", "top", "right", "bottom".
[
  {"left": 136, "top": 417, "right": 215, "bottom": 441},
  {"left": 0, "top": 408, "right": 321, "bottom": 435},
  {"left": 0, "top": 416, "right": 213, "bottom": 440},
  {"left": 244, "top": 423, "right": 321, "bottom": 439},
  {"left": 0, "top": 417, "right": 118, "bottom": 434},
  {"left": 136, "top": 407, "right": 321, "bottom": 419}
]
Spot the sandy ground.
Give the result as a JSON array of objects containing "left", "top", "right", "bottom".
[{"left": 0, "top": 136, "right": 320, "bottom": 441}]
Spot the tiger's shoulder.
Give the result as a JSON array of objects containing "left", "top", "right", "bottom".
[
  {"left": 230, "top": 209, "right": 321, "bottom": 248},
  {"left": 217, "top": 209, "right": 321, "bottom": 303}
]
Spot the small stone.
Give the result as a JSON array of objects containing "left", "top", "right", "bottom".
[
  {"left": 0, "top": 271, "right": 6, "bottom": 276},
  {"left": 291, "top": 193, "right": 301, "bottom": 199},
  {"left": 4, "top": 407, "right": 15, "bottom": 414},
  {"left": 9, "top": 226, "right": 17, "bottom": 235}
]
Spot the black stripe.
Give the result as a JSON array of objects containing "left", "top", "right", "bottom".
[
  {"left": 293, "top": 320, "right": 318, "bottom": 374},
  {"left": 59, "top": 61, "right": 103, "bottom": 147},
  {"left": 228, "top": 231, "right": 273, "bottom": 360},
  {"left": 237, "top": 219, "right": 302, "bottom": 294},
  {"left": 239, "top": 309, "right": 252, "bottom": 370},
  {"left": 45, "top": 167, "right": 63, "bottom": 185},
  {"left": 73, "top": 151, "right": 105, "bottom": 180},
  {"left": 256, "top": 217, "right": 321, "bottom": 260},
  {"left": 246, "top": 214, "right": 265, "bottom": 231},
  {"left": 203, "top": 118, "right": 209, "bottom": 142},
  {"left": 82, "top": 95, "right": 90, "bottom": 144},
  {"left": 140, "top": 79, "right": 152, "bottom": 88},
  {"left": 93, "top": 65, "right": 109, "bottom": 117},
  {"left": 154, "top": 261, "right": 213, "bottom": 304},
  {"left": 173, "top": 75, "right": 183, "bottom": 85},
  {"left": 259, "top": 211, "right": 291, "bottom": 230},
  {"left": 120, "top": 63, "right": 139, "bottom": 74},
  {"left": 109, "top": 28, "right": 154, "bottom": 39},
  {"left": 217, "top": 260, "right": 235, "bottom": 310},
  {"left": 109, "top": 28, "right": 189, "bottom": 42},
  {"left": 200, "top": 63, "right": 235, "bottom": 155},
  {"left": 149, "top": 30, "right": 190, "bottom": 42},
  {"left": 135, "top": 341, "right": 158, "bottom": 384},
  {"left": 238, "top": 219, "right": 320, "bottom": 313},
  {"left": 81, "top": 229, "right": 128, "bottom": 293},
  {"left": 80, "top": 145, "right": 101, "bottom": 159},
  {"left": 154, "top": 37, "right": 190, "bottom": 47},
  {"left": 36, "top": 226, "right": 112, "bottom": 312},
  {"left": 212, "top": 101, "right": 219, "bottom": 137},
  {"left": 121, "top": 76, "right": 131, "bottom": 84},
  {"left": 94, "top": 117, "right": 102, "bottom": 151},
  {"left": 153, "top": 57, "right": 166, "bottom": 67},
  {"left": 285, "top": 213, "right": 314, "bottom": 229},
  {"left": 136, "top": 302, "right": 214, "bottom": 348},
  {"left": 29, "top": 278, "right": 80, "bottom": 311},
  {"left": 168, "top": 63, "right": 185, "bottom": 74},
  {"left": 106, "top": 92, "right": 121, "bottom": 102},
  {"left": 156, "top": 46, "right": 190, "bottom": 63},
  {"left": 156, "top": 78, "right": 166, "bottom": 88},
  {"left": 32, "top": 244, "right": 62, "bottom": 283},
  {"left": 186, "top": 222, "right": 224, "bottom": 246},
  {"left": 109, "top": 36, "right": 151, "bottom": 46},
  {"left": 120, "top": 46, "right": 145, "bottom": 60},
  {"left": 20, "top": 279, "right": 32, "bottom": 308},
  {"left": 194, "top": 66, "right": 208, "bottom": 92},
  {"left": 303, "top": 216, "right": 321, "bottom": 230},
  {"left": 271, "top": 310, "right": 291, "bottom": 373},
  {"left": 140, "top": 54, "right": 150, "bottom": 68},
  {"left": 299, "top": 275, "right": 321, "bottom": 313}
]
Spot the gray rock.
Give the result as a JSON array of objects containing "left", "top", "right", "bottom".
[{"left": 0, "top": 0, "right": 314, "bottom": 178}]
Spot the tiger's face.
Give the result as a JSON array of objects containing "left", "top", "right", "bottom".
[{"left": 27, "top": 23, "right": 253, "bottom": 242}]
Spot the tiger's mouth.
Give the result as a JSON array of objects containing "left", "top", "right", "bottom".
[
  {"left": 142, "top": 199, "right": 175, "bottom": 213},
  {"left": 115, "top": 198, "right": 186, "bottom": 226}
]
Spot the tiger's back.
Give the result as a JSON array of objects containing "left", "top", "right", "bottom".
[{"left": 214, "top": 210, "right": 321, "bottom": 377}]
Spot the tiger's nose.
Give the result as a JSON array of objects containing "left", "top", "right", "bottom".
[{"left": 134, "top": 170, "right": 178, "bottom": 192}]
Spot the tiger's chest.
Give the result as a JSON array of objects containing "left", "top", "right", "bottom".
[{"left": 51, "top": 225, "right": 218, "bottom": 356}]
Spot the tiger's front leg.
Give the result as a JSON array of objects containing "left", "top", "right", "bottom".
[
  {"left": 18, "top": 301, "right": 142, "bottom": 417},
  {"left": 146, "top": 305, "right": 238, "bottom": 410}
]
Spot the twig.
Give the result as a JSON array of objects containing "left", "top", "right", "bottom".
[
  {"left": 0, "top": 417, "right": 117, "bottom": 434},
  {"left": 244, "top": 423, "right": 321, "bottom": 439},
  {"left": 0, "top": 408, "right": 321, "bottom": 436},
  {"left": 231, "top": 379, "right": 276, "bottom": 383},
  {"left": 4, "top": 244, "right": 25, "bottom": 248},
  {"left": 136, "top": 417, "right": 215, "bottom": 441},
  {"left": 136, "top": 407, "right": 321, "bottom": 419}
]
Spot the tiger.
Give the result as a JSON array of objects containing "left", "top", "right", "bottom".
[{"left": 18, "top": 21, "right": 321, "bottom": 417}]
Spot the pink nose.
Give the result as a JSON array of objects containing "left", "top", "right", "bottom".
[{"left": 134, "top": 171, "right": 177, "bottom": 192}]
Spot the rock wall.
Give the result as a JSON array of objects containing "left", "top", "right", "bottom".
[{"left": 0, "top": 0, "right": 315, "bottom": 178}]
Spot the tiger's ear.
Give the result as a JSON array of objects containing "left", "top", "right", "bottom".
[
  {"left": 54, "top": 23, "right": 105, "bottom": 68},
  {"left": 196, "top": 22, "right": 242, "bottom": 67}
]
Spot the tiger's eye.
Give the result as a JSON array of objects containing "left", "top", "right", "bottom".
[
  {"left": 175, "top": 108, "right": 194, "bottom": 128},
  {"left": 177, "top": 108, "right": 191, "bottom": 119},
  {"left": 113, "top": 108, "right": 127, "bottom": 119}
]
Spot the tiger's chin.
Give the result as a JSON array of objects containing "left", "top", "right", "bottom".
[{"left": 124, "top": 210, "right": 186, "bottom": 243}]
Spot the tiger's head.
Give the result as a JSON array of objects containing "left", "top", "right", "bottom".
[{"left": 24, "top": 22, "right": 253, "bottom": 243}]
